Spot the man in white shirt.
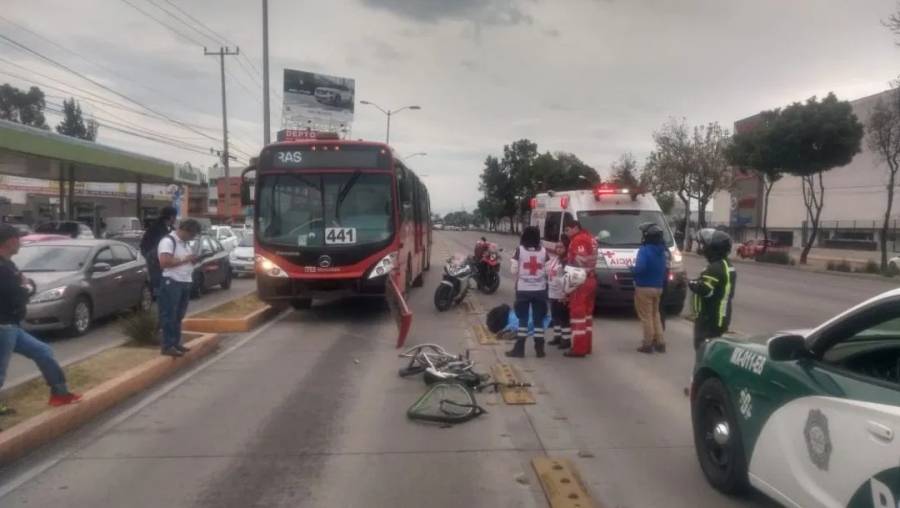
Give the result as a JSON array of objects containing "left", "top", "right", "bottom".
[{"left": 157, "top": 219, "right": 201, "bottom": 357}]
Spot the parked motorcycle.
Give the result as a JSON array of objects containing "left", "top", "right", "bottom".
[
  {"left": 473, "top": 239, "right": 502, "bottom": 294},
  {"left": 434, "top": 254, "right": 474, "bottom": 311}
]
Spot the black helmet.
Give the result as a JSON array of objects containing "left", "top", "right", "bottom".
[
  {"left": 639, "top": 222, "right": 664, "bottom": 244},
  {"left": 696, "top": 228, "right": 731, "bottom": 261}
]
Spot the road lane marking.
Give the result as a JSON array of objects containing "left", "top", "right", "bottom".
[
  {"left": 491, "top": 363, "right": 536, "bottom": 405},
  {"left": 473, "top": 323, "right": 498, "bottom": 345},
  {"left": 532, "top": 457, "right": 598, "bottom": 508}
]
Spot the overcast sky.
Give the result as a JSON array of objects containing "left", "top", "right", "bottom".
[{"left": 3, "top": 0, "right": 900, "bottom": 213}]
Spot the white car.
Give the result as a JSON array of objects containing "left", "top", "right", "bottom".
[
  {"left": 210, "top": 225, "right": 239, "bottom": 252},
  {"left": 314, "top": 86, "right": 352, "bottom": 106},
  {"left": 229, "top": 234, "right": 255, "bottom": 277}
]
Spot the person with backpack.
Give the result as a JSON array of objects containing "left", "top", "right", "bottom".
[
  {"left": 157, "top": 219, "right": 202, "bottom": 357},
  {"left": 506, "top": 226, "right": 549, "bottom": 358},
  {"left": 140, "top": 206, "right": 177, "bottom": 300},
  {"left": 633, "top": 223, "right": 668, "bottom": 354}
]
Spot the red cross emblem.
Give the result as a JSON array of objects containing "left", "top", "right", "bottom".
[
  {"left": 523, "top": 256, "right": 541, "bottom": 275},
  {"left": 602, "top": 250, "right": 616, "bottom": 258}
]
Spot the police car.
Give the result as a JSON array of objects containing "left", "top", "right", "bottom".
[
  {"left": 530, "top": 184, "right": 687, "bottom": 313},
  {"left": 691, "top": 288, "right": 900, "bottom": 508}
]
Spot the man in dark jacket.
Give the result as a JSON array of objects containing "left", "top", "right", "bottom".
[
  {"left": 633, "top": 223, "right": 668, "bottom": 353},
  {"left": 140, "top": 206, "right": 177, "bottom": 299},
  {"left": 689, "top": 228, "right": 736, "bottom": 351},
  {"left": 0, "top": 224, "right": 81, "bottom": 418}
]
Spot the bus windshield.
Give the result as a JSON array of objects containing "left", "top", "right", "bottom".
[
  {"left": 258, "top": 172, "right": 394, "bottom": 247},
  {"left": 576, "top": 210, "right": 674, "bottom": 248}
]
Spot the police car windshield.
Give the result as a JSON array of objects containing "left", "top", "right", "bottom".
[{"left": 576, "top": 210, "right": 673, "bottom": 248}]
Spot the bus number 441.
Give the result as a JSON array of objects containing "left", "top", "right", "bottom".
[{"left": 326, "top": 228, "right": 356, "bottom": 245}]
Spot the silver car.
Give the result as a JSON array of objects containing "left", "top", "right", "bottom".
[
  {"left": 229, "top": 233, "right": 255, "bottom": 277},
  {"left": 14, "top": 239, "right": 152, "bottom": 336}
]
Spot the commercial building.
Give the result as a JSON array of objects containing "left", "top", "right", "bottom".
[
  {"left": 721, "top": 88, "right": 900, "bottom": 253},
  {"left": 207, "top": 164, "right": 247, "bottom": 223}
]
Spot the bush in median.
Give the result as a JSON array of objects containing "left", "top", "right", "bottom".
[
  {"left": 120, "top": 309, "right": 160, "bottom": 346},
  {"left": 826, "top": 260, "right": 853, "bottom": 272},
  {"left": 755, "top": 250, "right": 792, "bottom": 265}
]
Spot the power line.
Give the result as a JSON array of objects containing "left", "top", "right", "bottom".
[
  {"left": 143, "top": 0, "right": 221, "bottom": 46},
  {"left": 162, "top": 0, "right": 229, "bottom": 46},
  {"left": 117, "top": 0, "right": 206, "bottom": 47}
]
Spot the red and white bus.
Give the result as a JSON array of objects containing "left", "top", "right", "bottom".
[{"left": 243, "top": 133, "right": 431, "bottom": 344}]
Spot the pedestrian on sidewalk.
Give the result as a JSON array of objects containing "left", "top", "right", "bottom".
[
  {"left": 157, "top": 219, "right": 201, "bottom": 358},
  {"left": 547, "top": 241, "right": 572, "bottom": 350},
  {"left": 563, "top": 218, "right": 598, "bottom": 358},
  {"left": 506, "top": 226, "right": 549, "bottom": 358},
  {"left": 140, "top": 206, "right": 177, "bottom": 300},
  {"left": 633, "top": 223, "right": 667, "bottom": 354},
  {"left": 689, "top": 228, "right": 736, "bottom": 352},
  {"left": 0, "top": 224, "right": 82, "bottom": 416}
]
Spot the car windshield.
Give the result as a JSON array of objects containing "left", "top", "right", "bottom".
[
  {"left": 13, "top": 245, "right": 92, "bottom": 272},
  {"left": 238, "top": 235, "right": 253, "bottom": 247},
  {"left": 258, "top": 172, "right": 394, "bottom": 247},
  {"left": 576, "top": 210, "right": 674, "bottom": 248}
]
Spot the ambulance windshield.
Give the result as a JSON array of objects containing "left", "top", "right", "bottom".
[{"left": 577, "top": 210, "right": 673, "bottom": 248}]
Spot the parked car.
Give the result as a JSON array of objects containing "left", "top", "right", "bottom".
[
  {"left": 20, "top": 233, "right": 70, "bottom": 245},
  {"left": 104, "top": 217, "right": 142, "bottom": 238},
  {"left": 188, "top": 234, "right": 232, "bottom": 298},
  {"left": 691, "top": 288, "right": 900, "bottom": 507},
  {"left": 107, "top": 229, "right": 145, "bottom": 249},
  {"left": 210, "top": 225, "right": 239, "bottom": 252},
  {"left": 7, "top": 223, "right": 33, "bottom": 235},
  {"left": 14, "top": 239, "right": 151, "bottom": 336},
  {"left": 35, "top": 221, "right": 95, "bottom": 239},
  {"left": 736, "top": 239, "right": 780, "bottom": 259},
  {"left": 229, "top": 234, "right": 255, "bottom": 277}
]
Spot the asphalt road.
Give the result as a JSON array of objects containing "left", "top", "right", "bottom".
[
  {"left": 0, "top": 231, "right": 893, "bottom": 507},
  {"left": 2, "top": 277, "right": 256, "bottom": 393}
]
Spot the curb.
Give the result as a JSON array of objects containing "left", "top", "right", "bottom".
[
  {"left": 182, "top": 305, "right": 276, "bottom": 334},
  {"left": 0, "top": 332, "right": 220, "bottom": 466},
  {"left": 684, "top": 252, "right": 897, "bottom": 283}
]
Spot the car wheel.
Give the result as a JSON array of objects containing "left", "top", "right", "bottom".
[
  {"left": 665, "top": 298, "right": 685, "bottom": 316},
  {"left": 137, "top": 285, "right": 153, "bottom": 312},
  {"left": 221, "top": 268, "right": 232, "bottom": 290},
  {"left": 67, "top": 297, "right": 92, "bottom": 337},
  {"left": 291, "top": 298, "right": 312, "bottom": 310},
  {"left": 191, "top": 272, "right": 205, "bottom": 299},
  {"left": 692, "top": 377, "right": 749, "bottom": 495}
]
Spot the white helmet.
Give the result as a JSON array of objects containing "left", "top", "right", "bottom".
[{"left": 563, "top": 266, "right": 587, "bottom": 294}]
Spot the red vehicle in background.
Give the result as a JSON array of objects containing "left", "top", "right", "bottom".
[
  {"left": 736, "top": 239, "right": 781, "bottom": 259},
  {"left": 473, "top": 237, "right": 502, "bottom": 294},
  {"left": 20, "top": 234, "right": 70, "bottom": 245},
  {"left": 244, "top": 133, "right": 432, "bottom": 346}
]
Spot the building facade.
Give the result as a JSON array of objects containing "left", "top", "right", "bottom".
[{"left": 723, "top": 88, "right": 900, "bottom": 252}]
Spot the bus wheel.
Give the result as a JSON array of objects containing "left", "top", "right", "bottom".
[
  {"left": 423, "top": 250, "right": 431, "bottom": 272},
  {"left": 412, "top": 257, "right": 425, "bottom": 288},
  {"left": 291, "top": 298, "right": 312, "bottom": 310}
]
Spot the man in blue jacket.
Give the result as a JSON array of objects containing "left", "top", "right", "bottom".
[{"left": 632, "top": 223, "right": 667, "bottom": 354}]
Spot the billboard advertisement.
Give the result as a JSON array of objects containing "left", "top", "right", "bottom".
[{"left": 282, "top": 68, "right": 355, "bottom": 129}]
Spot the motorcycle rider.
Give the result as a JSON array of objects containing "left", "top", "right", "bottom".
[
  {"left": 507, "top": 226, "right": 549, "bottom": 358},
  {"left": 564, "top": 217, "right": 598, "bottom": 358},
  {"left": 689, "top": 228, "right": 736, "bottom": 351}
]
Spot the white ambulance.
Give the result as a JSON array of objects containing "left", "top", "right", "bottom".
[{"left": 530, "top": 184, "right": 686, "bottom": 313}]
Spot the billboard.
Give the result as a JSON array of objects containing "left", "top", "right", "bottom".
[{"left": 282, "top": 68, "right": 355, "bottom": 130}]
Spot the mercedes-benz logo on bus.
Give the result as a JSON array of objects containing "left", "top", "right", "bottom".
[{"left": 317, "top": 255, "right": 333, "bottom": 268}]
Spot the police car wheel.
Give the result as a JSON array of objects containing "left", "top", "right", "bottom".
[{"left": 692, "top": 377, "right": 749, "bottom": 495}]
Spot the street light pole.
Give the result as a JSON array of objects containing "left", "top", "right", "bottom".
[
  {"left": 360, "top": 101, "right": 421, "bottom": 144},
  {"left": 262, "top": 0, "right": 270, "bottom": 145}
]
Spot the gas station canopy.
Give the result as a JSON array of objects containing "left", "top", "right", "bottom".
[{"left": 0, "top": 118, "right": 181, "bottom": 184}]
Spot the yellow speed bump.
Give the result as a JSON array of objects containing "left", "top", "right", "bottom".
[
  {"left": 532, "top": 457, "right": 597, "bottom": 508},
  {"left": 473, "top": 323, "right": 497, "bottom": 345},
  {"left": 463, "top": 299, "right": 486, "bottom": 315},
  {"left": 491, "top": 363, "right": 535, "bottom": 404}
]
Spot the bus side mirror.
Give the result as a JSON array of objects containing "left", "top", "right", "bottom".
[{"left": 241, "top": 166, "right": 257, "bottom": 207}]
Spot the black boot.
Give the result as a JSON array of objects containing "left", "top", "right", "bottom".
[
  {"left": 535, "top": 339, "right": 546, "bottom": 358},
  {"left": 547, "top": 337, "right": 562, "bottom": 346},
  {"left": 558, "top": 339, "right": 571, "bottom": 350},
  {"left": 505, "top": 339, "right": 525, "bottom": 358}
]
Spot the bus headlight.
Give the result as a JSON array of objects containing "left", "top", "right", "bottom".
[
  {"left": 368, "top": 253, "right": 397, "bottom": 279},
  {"left": 256, "top": 255, "right": 288, "bottom": 278}
]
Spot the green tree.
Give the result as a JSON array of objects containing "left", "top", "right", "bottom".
[
  {"left": 56, "top": 98, "right": 98, "bottom": 141},
  {"left": 479, "top": 155, "right": 518, "bottom": 232},
  {"left": 610, "top": 152, "right": 640, "bottom": 189},
  {"left": 866, "top": 88, "right": 900, "bottom": 271},
  {"left": 0, "top": 83, "right": 49, "bottom": 129},
  {"left": 726, "top": 110, "right": 785, "bottom": 254},
  {"left": 690, "top": 122, "right": 732, "bottom": 228},
  {"left": 645, "top": 118, "right": 695, "bottom": 245},
  {"left": 777, "top": 93, "right": 864, "bottom": 264}
]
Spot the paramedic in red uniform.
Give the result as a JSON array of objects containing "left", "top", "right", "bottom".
[{"left": 564, "top": 217, "right": 598, "bottom": 357}]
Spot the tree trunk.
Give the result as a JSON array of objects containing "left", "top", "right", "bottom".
[
  {"left": 678, "top": 192, "right": 692, "bottom": 251},
  {"left": 697, "top": 199, "right": 708, "bottom": 229},
  {"left": 799, "top": 173, "right": 825, "bottom": 265},
  {"left": 760, "top": 177, "right": 775, "bottom": 255},
  {"left": 882, "top": 167, "right": 897, "bottom": 272}
]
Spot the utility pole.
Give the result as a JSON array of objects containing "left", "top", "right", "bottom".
[
  {"left": 204, "top": 46, "right": 239, "bottom": 222},
  {"left": 262, "top": 0, "right": 271, "bottom": 146}
]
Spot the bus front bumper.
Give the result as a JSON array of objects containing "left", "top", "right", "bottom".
[{"left": 257, "top": 273, "right": 387, "bottom": 301}]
